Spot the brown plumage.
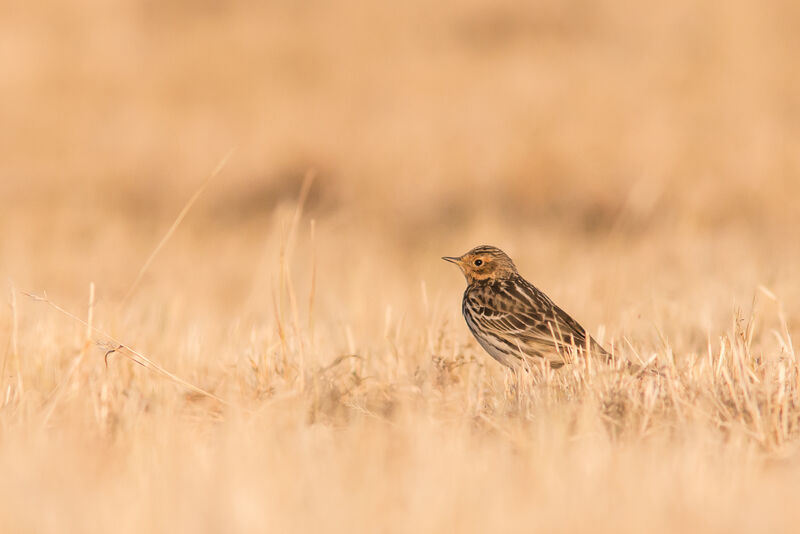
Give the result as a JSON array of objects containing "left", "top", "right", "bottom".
[{"left": 443, "top": 245, "right": 609, "bottom": 369}]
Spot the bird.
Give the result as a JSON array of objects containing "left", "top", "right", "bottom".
[{"left": 442, "top": 245, "right": 609, "bottom": 369}]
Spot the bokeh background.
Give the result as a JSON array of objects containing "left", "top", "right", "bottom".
[
  {"left": 4, "top": 0, "right": 800, "bottom": 335},
  {"left": 3, "top": 0, "right": 800, "bottom": 353},
  {"left": 2, "top": 1, "right": 800, "bottom": 532}
]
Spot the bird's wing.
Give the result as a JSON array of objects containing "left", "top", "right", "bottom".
[
  {"left": 466, "top": 280, "right": 594, "bottom": 355},
  {"left": 515, "top": 279, "right": 610, "bottom": 358}
]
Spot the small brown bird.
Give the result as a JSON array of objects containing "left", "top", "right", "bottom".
[{"left": 443, "top": 245, "right": 609, "bottom": 369}]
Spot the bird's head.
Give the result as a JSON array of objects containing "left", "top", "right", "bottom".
[{"left": 442, "top": 245, "right": 518, "bottom": 283}]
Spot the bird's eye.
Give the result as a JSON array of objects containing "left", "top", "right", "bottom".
[{"left": 474, "top": 259, "right": 483, "bottom": 266}]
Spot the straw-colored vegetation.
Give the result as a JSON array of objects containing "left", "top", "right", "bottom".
[{"left": 2, "top": 0, "right": 800, "bottom": 532}]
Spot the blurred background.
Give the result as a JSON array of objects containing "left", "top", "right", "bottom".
[{"left": 1, "top": 0, "right": 799, "bottom": 348}]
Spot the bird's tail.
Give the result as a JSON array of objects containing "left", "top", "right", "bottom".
[{"left": 589, "top": 337, "right": 611, "bottom": 361}]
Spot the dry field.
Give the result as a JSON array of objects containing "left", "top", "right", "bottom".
[{"left": 2, "top": 0, "right": 800, "bottom": 532}]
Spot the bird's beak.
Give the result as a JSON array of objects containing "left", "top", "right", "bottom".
[{"left": 441, "top": 256, "right": 461, "bottom": 265}]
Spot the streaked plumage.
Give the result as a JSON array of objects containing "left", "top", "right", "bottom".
[{"left": 443, "top": 245, "right": 608, "bottom": 369}]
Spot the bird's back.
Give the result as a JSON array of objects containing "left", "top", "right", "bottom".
[{"left": 462, "top": 275, "right": 608, "bottom": 368}]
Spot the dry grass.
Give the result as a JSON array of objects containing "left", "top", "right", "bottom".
[{"left": 2, "top": 0, "right": 800, "bottom": 532}]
